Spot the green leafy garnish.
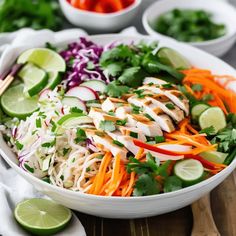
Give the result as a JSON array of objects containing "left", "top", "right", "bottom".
[
  {"left": 0, "top": 0, "right": 63, "bottom": 33},
  {"left": 113, "top": 140, "right": 124, "bottom": 147},
  {"left": 164, "top": 176, "right": 182, "bottom": 193},
  {"left": 199, "top": 126, "right": 215, "bottom": 136},
  {"left": 133, "top": 174, "right": 161, "bottom": 196},
  {"left": 155, "top": 136, "right": 165, "bottom": 143},
  {"left": 75, "top": 128, "right": 86, "bottom": 143},
  {"left": 191, "top": 84, "right": 203, "bottom": 92},
  {"left": 165, "top": 103, "right": 175, "bottom": 110},
  {"left": 70, "top": 107, "right": 83, "bottom": 114},
  {"left": 36, "top": 118, "right": 41, "bottom": 128},
  {"left": 15, "top": 140, "right": 23, "bottom": 150},
  {"left": 24, "top": 163, "right": 34, "bottom": 173},
  {"left": 116, "top": 119, "right": 127, "bottom": 126},
  {"left": 105, "top": 80, "right": 130, "bottom": 98}
]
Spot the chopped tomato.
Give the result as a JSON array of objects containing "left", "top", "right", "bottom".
[
  {"left": 70, "top": 0, "right": 94, "bottom": 11},
  {"left": 121, "top": 0, "right": 135, "bottom": 8},
  {"left": 100, "top": 0, "right": 123, "bottom": 13}
]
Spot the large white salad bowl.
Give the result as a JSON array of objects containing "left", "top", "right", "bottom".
[{"left": 0, "top": 34, "right": 236, "bottom": 219}]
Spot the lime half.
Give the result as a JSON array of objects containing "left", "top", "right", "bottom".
[
  {"left": 200, "top": 151, "right": 227, "bottom": 164},
  {"left": 1, "top": 84, "right": 38, "bottom": 118},
  {"left": 199, "top": 107, "right": 226, "bottom": 134},
  {"left": 174, "top": 159, "right": 204, "bottom": 186},
  {"left": 18, "top": 63, "right": 48, "bottom": 97},
  {"left": 14, "top": 198, "right": 72, "bottom": 236},
  {"left": 17, "top": 48, "right": 66, "bottom": 72},
  {"left": 158, "top": 47, "right": 191, "bottom": 70}
]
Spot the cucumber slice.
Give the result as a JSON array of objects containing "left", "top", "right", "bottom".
[
  {"left": 157, "top": 47, "right": 191, "bottom": 70},
  {"left": 174, "top": 159, "right": 204, "bottom": 186},
  {"left": 80, "top": 80, "right": 106, "bottom": 93},
  {"left": 18, "top": 63, "right": 48, "bottom": 97},
  {"left": 17, "top": 48, "right": 66, "bottom": 72},
  {"left": 62, "top": 96, "right": 87, "bottom": 112},
  {"left": 200, "top": 151, "right": 228, "bottom": 164},
  {"left": 199, "top": 107, "right": 226, "bottom": 134},
  {"left": 191, "top": 103, "right": 210, "bottom": 121},
  {"left": 1, "top": 84, "right": 38, "bottom": 118},
  {"left": 46, "top": 72, "right": 62, "bottom": 90},
  {"left": 57, "top": 113, "right": 93, "bottom": 134}
]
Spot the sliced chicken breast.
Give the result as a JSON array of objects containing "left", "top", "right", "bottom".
[
  {"left": 128, "top": 96, "right": 175, "bottom": 133},
  {"left": 146, "top": 95, "right": 185, "bottom": 123},
  {"left": 107, "top": 131, "right": 140, "bottom": 156},
  {"left": 101, "top": 97, "right": 126, "bottom": 112},
  {"left": 136, "top": 121, "right": 163, "bottom": 137},
  {"left": 143, "top": 77, "right": 168, "bottom": 86},
  {"left": 85, "top": 129, "right": 128, "bottom": 161},
  {"left": 140, "top": 84, "right": 189, "bottom": 115},
  {"left": 118, "top": 126, "right": 146, "bottom": 142}
]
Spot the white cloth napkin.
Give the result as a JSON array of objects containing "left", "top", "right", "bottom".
[{"left": 0, "top": 26, "right": 139, "bottom": 236}]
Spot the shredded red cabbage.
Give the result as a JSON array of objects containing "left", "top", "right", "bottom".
[{"left": 60, "top": 37, "right": 111, "bottom": 88}]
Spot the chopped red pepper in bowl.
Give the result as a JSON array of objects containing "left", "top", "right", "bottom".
[{"left": 67, "top": 0, "right": 135, "bottom": 13}]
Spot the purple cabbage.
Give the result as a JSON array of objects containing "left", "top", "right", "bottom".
[{"left": 60, "top": 37, "right": 110, "bottom": 89}]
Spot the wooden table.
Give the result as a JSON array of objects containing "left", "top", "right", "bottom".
[{"left": 75, "top": 172, "right": 236, "bottom": 236}]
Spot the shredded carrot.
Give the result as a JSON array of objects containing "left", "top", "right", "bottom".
[
  {"left": 182, "top": 68, "right": 236, "bottom": 113},
  {"left": 89, "top": 152, "right": 112, "bottom": 195}
]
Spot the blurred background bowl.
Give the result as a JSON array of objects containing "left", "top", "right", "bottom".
[
  {"left": 59, "top": 0, "right": 142, "bottom": 32},
  {"left": 142, "top": 0, "right": 236, "bottom": 57}
]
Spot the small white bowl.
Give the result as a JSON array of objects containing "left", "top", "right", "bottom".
[
  {"left": 142, "top": 0, "right": 236, "bottom": 57},
  {"left": 59, "top": 0, "right": 142, "bottom": 32}
]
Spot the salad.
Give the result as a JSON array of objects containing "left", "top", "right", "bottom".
[{"left": 0, "top": 37, "right": 236, "bottom": 197}]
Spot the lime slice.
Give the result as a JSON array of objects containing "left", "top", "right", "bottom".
[
  {"left": 199, "top": 107, "right": 226, "bottom": 134},
  {"left": 174, "top": 159, "right": 204, "bottom": 186},
  {"left": 157, "top": 47, "right": 191, "bottom": 70},
  {"left": 200, "top": 151, "right": 228, "bottom": 164},
  {"left": 1, "top": 84, "right": 38, "bottom": 118},
  {"left": 14, "top": 198, "right": 72, "bottom": 236},
  {"left": 191, "top": 103, "right": 210, "bottom": 122},
  {"left": 46, "top": 71, "right": 62, "bottom": 90},
  {"left": 18, "top": 63, "right": 48, "bottom": 97},
  {"left": 17, "top": 48, "right": 66, "bottom": 72}
]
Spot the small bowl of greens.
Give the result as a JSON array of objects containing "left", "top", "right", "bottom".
[{"left": 142, "top": 0, "right": 236, "bottom": 57}]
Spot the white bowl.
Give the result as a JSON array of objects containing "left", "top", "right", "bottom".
[
  {"left": 142, "top": 0, "right": 236, "bottom": 57},
  {"left": 59, "top": 0, "right": 142, "bottom": 32},
  {"left": 1, "top": 34, "right": 236, "bottom": 219}
]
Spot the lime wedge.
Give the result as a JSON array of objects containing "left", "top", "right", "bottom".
[
  {"left": 14, "top": 198, "right": 72, "bottom": 236},
  {"left": 200, "top": 151, "right": 228, "bottom": 164},
  {"left": 17, "top": 48, "right": 66, "bottom": 72},
  {"left": 157, "top": 47, "right": 191, "bottom": 70},
  {"left": 1, "top": 84, "right": 38, "bottom": 118},
  {"left": 46, "top": 71, "right": 62, "bottom": 90},
  {"left": 18, "top": 63, "right": 48, "bottom": 97},
  {"left": 199, "top": 107, "right": 226, "bottom": 134},
  {"left": 174, "top": 159, "right": 204, "bottom": 186}
]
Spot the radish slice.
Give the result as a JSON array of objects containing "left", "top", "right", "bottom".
[
  {"left": 62, "top": 96, "right": 87, "bottom": 112},
  {"left": 80, "top": 80, "right": 106, "bottom": 93},
  {"left": 147, "top": 151, "right": 184, "bottom": 161},
  {"left": 157, "top": 144, "right": 192, "bottom": 152},
  {"left": 66, "top": 86, "right": 98, "bottom": 101},
  {"left": 39, "top": 89, "right": 51, "bottom": 100}
]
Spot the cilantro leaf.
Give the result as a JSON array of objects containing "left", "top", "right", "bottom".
[
  {"left": 99, "top": 120, "right": 116, "bottom": 132},
  {"left": 113, "top": 140, "right": 124, "bottom": 147},
  {"left": 199, "top": 126, "right": 215, "bottom": 136},
  {"left": 15, "top": 140, "right": 23, "bottom": 150},
  {"left": 164, "top": 176, "right": 182, "bottom": 193},
  {"left": 75, "top": 128, "right": 86, "bottom": 143},
  {"left": 103, "top": 62, "right": 123, "bottom": 77},
  {"left": 118, "top": 67, "right": 147, "bottom": 88},
  {"left": 191, "top": 84, "right": 203, "bottom": 92},
  {"left": 133, "top": 174, "right": 160, "bottom": 196},
  {"left": 105, "top": 80, "right": 130, "bottom": 98}
]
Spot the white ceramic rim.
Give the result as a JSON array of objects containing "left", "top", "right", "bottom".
[
  {"left": 62, "top": 0, "right": 142, "bottom": 17},
  {"left": 1, "top": 33, "right": 236, "bottom": 202},
  {"left": 142, "top": 0, "right": 236, "bottom": 46}
]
